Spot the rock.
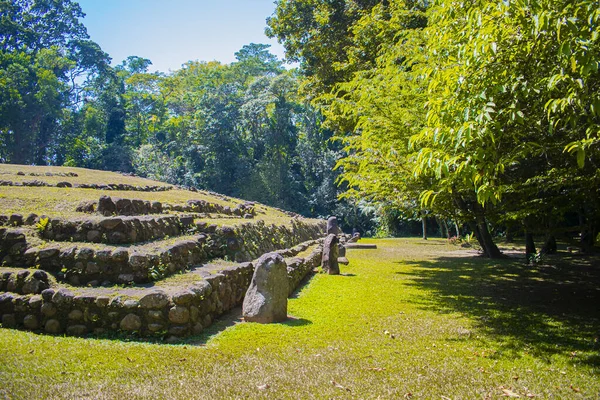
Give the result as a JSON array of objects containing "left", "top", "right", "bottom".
[
  {"left": 147, "top": 323, "right": 164, "bottom": 332},
  {"left": 99, "top": 218, "right": 122, "bottom": 230},
  {"left": 150, "top": 201, "right": 162, "bottom": 214},
  {"left": 172, "top": 291, "right": 194, "bottom": 306},
  {"left": 41, "top": 288, "right": 55, "bottom": 301},
  {"left": 95, "top": 297, "right": 110, "bottom": 307},
  {"left": 117, "top": 274, "right": 134, "bottom": 284},
  {"left": 345, "top": 243, "right": 377, "bottom": 249},
  {"left": 37, "top": 247, "right": 59, "bottom": 259},
  {"left": 52, "top": 289, "right": 74, "bottom": 305},
  {"left": 338, "top": 257, "right": 349, "bottom": 265},
  {"left": 147, "top": 310, "right": 163, "bottom": 320},
  {"left": 32, "top": 270, "right": 48, "bottom": 281},
  {"left": 98, "top": 196, "right": 116, "bottom": 216},
  {"left": 41, "top": 303, "right": 57, "bottom": 317},
  {"left": 192, "top": 322, "right": 204, "bottom": 335},
  {"left": 179, "top": 216, "right": 194, "bottom": 228},
  {"left": 123, "top": 300, "right": 139, "bottom": 309},
  {"left": 25, "top": 213, "right": 38, "bottom": 225},
  {"left": 348, "top": 232, "right": 361, "bottom": 243},
  {"left": 139, "top": 291, "right": 170, "bottom": 309},
  {"left": 8, "top": 214, "right": 23, "bottom": 226},
  {"left": 321, "top": 234, "right": 340, "bottom": 275},
  {"left": 28, "top": 295, "right": 43, "bottom": 309},
  {"left": 87, "top": 230, "right": 102, "bottom": 242},
  {"left": 242, "top": 253, "right": 288, "bottom": 323},
  {"left": 45, "top": 319, "right": 62, "bottom": 333},
  {"left": 114, "top": 198, "right": 133, "bottom": 215},
  {"left": 22, "top": 278, "right": 47, "bottom": 294},
  {"left": 66, "top": 325, "right": 88, "bottom": 335},
  {"left": 168, "top": 306, "right": 190, "bottom": 324},
  {"left": 75, "top": 201, "right": 95, "bottom": 213},
  {"left": 120, "top": 314, "right": 142, "bottom": 331},
  {"left": 23, "top": 314, "right": 39, "bottom": 329},
  {"left": 56, "top": 181, "right": 72, "bottom": 188},
  {"left": 1, "top": 314, "right": 16, "bottom": 328},
  {"left": 68, "top": 309, "right": 84, "bottom": 320},
  {"left": 327, "top": 216, "right": 340, "bottom": 235},
  {"left": 168, "top": 326, "right": 189, "bottom": 337}
]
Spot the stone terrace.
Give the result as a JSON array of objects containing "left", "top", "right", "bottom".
[{"left": 0, "top": 165, "right": 327, "bottom": 341}]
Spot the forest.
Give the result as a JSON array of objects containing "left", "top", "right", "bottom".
[{"left": 1, "top": 0, "right": 599, "bottom": 257}]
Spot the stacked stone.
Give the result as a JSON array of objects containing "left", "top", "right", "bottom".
[
  {"left": 0, "top": 270, "right": 50, "bottom": 294},
  {"left": 0, "top": 228, "right": 28, "bottom": 265},
  {"left": 164, "top": 199, "right": 256, "bottom": 218},
  {"left": 0, "top": 246, "right": 322, "bottom": 339},
  {"left": 96, "top": 196, "right": 163, "bottom": 216},
  {"left": 41, "top": 215, "right": 184, "bottom": 244}
]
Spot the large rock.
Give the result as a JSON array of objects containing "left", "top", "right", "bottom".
[
  {"left": 327, "top": 216, "right": 340, "bottom": 235},
  {"left": 243, "top": 253, "right": 288, "bottom": 323},
  {"left": 321, "top": 234, "right": 340, "bottom": 275},
  {"left": 98, "top": 196, "right": 116, "bottom": 216}
]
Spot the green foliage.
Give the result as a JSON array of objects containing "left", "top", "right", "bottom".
[{"left": 35, "top": 217, "right": 49, "bottom": 234}]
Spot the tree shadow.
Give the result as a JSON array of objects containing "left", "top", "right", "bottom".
[{"left": 397, "top": 252, "right": 600, "bottom": 366}]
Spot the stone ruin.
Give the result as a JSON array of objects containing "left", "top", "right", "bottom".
[
  {"left": 242, "top": 253, "right": 288, "bottom": 323},
  {"left": 0, "top": 183, "right": 334, "bottom": 341}
]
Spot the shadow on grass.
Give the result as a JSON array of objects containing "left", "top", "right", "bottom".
[{"left": 397, "top": 252, "right": 600, "bottom": 366}]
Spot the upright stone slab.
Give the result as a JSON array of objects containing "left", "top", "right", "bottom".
[
  {"left": 327, "top": 216, "right": 340, "bottom": 235},
  {"left": 243, "top": 253, "right": 288, "bottom": 323},
  {"left": 338, "top": 244, "right": 349, "bottom": 265},
  {"left": 322, "top": 234, "right": 340, "bottom": 275}
]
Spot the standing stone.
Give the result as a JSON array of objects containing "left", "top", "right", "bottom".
[
  {"left": 243, "top": 253, "right": 288, "bottom": 323},
  {"left": 327, "top": 216, "right": 340, "bottom": 235},
  {"left": 321, "top": 234, "right": 340, "bottom": 275},
  {"left": 338, "top": 244, "right": 349, "bottom": 265}
]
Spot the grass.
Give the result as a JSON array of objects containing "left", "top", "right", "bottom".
[
  {"left": 0, "top": 164, "right": 275, "bottom": 219},
  {"left": 1, "top": 238, "right": 598, "bottom": 399}
]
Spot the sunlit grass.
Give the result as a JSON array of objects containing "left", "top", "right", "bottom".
[{"left": 1, "top": 238, "right": 598, "bottom": 399}]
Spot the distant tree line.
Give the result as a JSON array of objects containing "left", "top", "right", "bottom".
[{"left": 0, "top": 0, "right": 374, "bottom": 232}]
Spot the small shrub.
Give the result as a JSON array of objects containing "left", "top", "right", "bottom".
[{"left": 35, "top": 217, "right": 49, "bottom": 234}]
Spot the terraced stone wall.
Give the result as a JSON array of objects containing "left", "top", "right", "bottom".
[
  {"left": 10, "top": 219, "right": 325, "bottom": 286},
  {"left": 0, "top": 247, "right": 322, "bottom": 340}
]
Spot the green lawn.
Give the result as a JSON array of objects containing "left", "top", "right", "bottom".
[{"left": 1, "top": 238, "right": 598, "bottom": 399}]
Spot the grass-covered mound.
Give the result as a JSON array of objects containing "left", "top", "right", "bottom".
[
  {"left": 1, "top": 238, "right": 598, "bottom": 398},
  {"left": 0, "top": 164, "right": 326, "bottom": 339}
]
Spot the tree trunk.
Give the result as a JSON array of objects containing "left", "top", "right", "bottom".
[
  {"left": 476, "top": 217, "right": 504, "bottom": 258},
  {"left": 525, "top": 232, "right": 536, "bottom": 263},
  {"left": 505, "top": 226, "right": 514, "bottom": 242},
  {"left": 422, "top": 214, "right": 427, "bottom": 240},
  {"left": 454, "top": 221, "right": 460, "bottom": 237},
  {"left": 541, "top": 235, "right": 557, "bottom": 255}
]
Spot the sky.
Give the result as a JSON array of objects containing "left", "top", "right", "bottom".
[{"left": 76, "top": 0, "right": 289, "bottom": 73}]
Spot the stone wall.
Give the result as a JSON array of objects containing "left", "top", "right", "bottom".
[
  {"left": 0, "top": 180, "right": 172, "bottom": 191},
  {"left": 0, "top": 228, "right": 28, "bottom": 265},
  {"left": 42, "top": 215, "right": 185, "bottom": 244},
  {"left": 0, "top": 245, "right": 322, "bottom": 340},
  {"left": 80, "top": 196, "right": 256, "bottom": 218},
  {"left": 0, "top": 270, "right": 50, "bottom": 295},
  {"left": 21, "top": 220, "right": 325, "bottom": 285}
]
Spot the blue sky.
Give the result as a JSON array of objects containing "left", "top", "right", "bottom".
[{"left": 77, "top": 0, "right": 288, "bottom": 73}]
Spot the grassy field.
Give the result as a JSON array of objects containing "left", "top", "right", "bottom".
[
  {"left": 1, "top": 238, "right": 598, "bottom": 399},
  {"left": 0, "top": 164, "right": 306, "bottom": 228}
]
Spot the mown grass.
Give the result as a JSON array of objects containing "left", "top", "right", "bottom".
[{"left": 1, "top": 238, "right": 598, "bottom": 399}]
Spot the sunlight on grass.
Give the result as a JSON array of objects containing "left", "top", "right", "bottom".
[{"left": 0, "top": 238, "right": 598, "bottom": 399}]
